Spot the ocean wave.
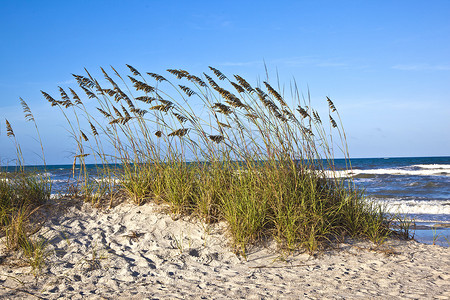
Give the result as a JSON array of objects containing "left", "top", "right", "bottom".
[
  {"left": 413, "top": 164, "right": 450, "bottom": 170},
  {"left": 51, "top": 179, "right": 75, "bottom": 183},
  {"left": 374, "top": 199, "right": 450, "bottom": 215},
  {"left": 405, "top": 219, "right": 450, "bottom": 225},
  {"left": 93, "top": 178, "right": 121, "bottom": 184},
  {"left": 327, "top": 168, "right": 450, "bottom": 177}
]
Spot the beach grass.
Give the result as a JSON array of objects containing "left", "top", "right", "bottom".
[
  {"left": 1, "top": 113, "right": 52, "bottom": 274},
  {"left": 5, "top": 65, "right": 402, "bottom": 257},
  {"left": 0, "top": 167, "right": 51, "bottom": 272}
]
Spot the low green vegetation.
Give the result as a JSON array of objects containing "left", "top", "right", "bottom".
[{"left": 0, "top": 169, "right": 51, "bottom": 274}]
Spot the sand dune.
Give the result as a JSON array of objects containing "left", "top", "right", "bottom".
[{"left": 1, "top": 198, "right": 449, "bottom": 299}]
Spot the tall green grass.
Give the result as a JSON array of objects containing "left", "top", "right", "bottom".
[{"left": 37, "top": 65, "right": 395, "bottom": 255}]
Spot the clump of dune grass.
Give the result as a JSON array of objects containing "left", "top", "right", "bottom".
[
  {"left": 0, "top": 169, "right": 51, "bottom": 268},
  {"left": 40, "top": 65, "right": 396, "bottom": 256},
  {"left": 1, "top": 111, "right": 52, "bottom": 273}
]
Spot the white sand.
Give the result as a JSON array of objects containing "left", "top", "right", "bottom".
[{"left": 1, "top": 198, "right": 449, "bottom": 299}]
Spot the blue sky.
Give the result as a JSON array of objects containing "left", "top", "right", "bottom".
[{"left": 1, "top": 0, "right": 449, "bottom": 165}]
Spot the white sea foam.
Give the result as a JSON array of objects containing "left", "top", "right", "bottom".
[
  {"left": 356, "top": 168, "right": 449, "bottom": 176},
  {"left": 374, "top": 199, "right": 450, "bottom": 216},
  {"left": 323, "top": 170, "right": 351, "bottom": 178},
  {"left": 94, "top": 178, "right": 121, "bottom": 184},
  {"left": 50, "top": 193, "right": 60, "bottom": 199},
  {"left": 413, "top": 164, "right": 450, "bottom": 170},
  {"left": 39, "top": 172, "right": 52, "bottom": 177},
  {"left": 51, "top": 179, "right": 73, "bottom": 183},
  {"left": 406, "top": 219, "right": 450, "bottom": 224},
  {"left": 326, "top": 167, "right": 450, "bottom": 178}
]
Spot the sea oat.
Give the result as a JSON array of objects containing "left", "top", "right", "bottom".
[
  {"left": 149, "top": 104, "right": 173, "bottom": 112},
  {"left": 213, "top": 103, "right": 232, "bottom": 115},
  {"left": 97, "top": 108, "right": 112, "bottom": 118},
  {"left": 135, "top": 96, "right": 157, "bottom": 104},
  {"left": 204, "top": 74, "right": 219, "bottom": 89},
  {"left": 89, "top": 122, "right": 98, "bottom": 136},
  {"left": 218, "top": 121, "right": 231, "bottom": 128},
  {"left": 5, "top": 119, "right": 15, "bottom": 137},
  {"left": 131, "top": 108, "right": 148, "bottom": 117},
  {"left": 329, "top": 115, "right": 338, "bottom": 128},
  {"left": 327, "top": 97, "right": 336, "bottom": 112},
  {"left": 102, "top": 89, "right": 116, "bottom": 97},
  {"left": 128, "top": 76, "right": 155, "bottom": 93},
  {"left": 167, "top": 69, "right": 190, "bottom": 79},
  {"left": 230, "top": 82, "right": 245, "bottom": 93},
  {"left": 73, "top": 74, "right": 95, "bottom": 89},
  {"left": 209, "top": 135, "right": 224, "bottom": 143},
  {"left": 179, "top": 85, "right": 196, "bottom": 97},
  {"left": 168, "top": 128, "right": 189, "bottom": 137},
  {"left": 186, "top": 74, "right": 207, "bottom": 87},
  {"left": 209, "top": 66, "right": 227, "bottom": 80},
  {"left": 147, "top": 72, "right": 167, "bottom": 82},
  {"left": 312, "top": 111, "right": 321, "bottom": 124},
  {"left": 297, "top": 106, "right": 309, "bottom": 119},
  {"left": 245, "top": 113, "right": 259, "bottom": 120},
  {"left": 234, "top": 75, "right": 254, "bottom": 93},
  {"left": 256, "top": 88, "right": 279, "bottom": 113},
  {"left": 121, "top": 105, "right": 131, "bottom": 119},
  {"left": 173, "top": 113, "right": 188, "bottom": 124},
  {"left": 41, "top": 91, "right": 58, "bottom": 106},
  {"left": 113, "top": 106, "right": 123, "bottom": 118},
  {"left": 126, "top": 64, "right": 141, "bottom": 77},
  {"left": 101, "top": 67, "right": 119, "bottom": 89},
  {"left": 264, "top": 82, "right": 286, "bottom": 107},
  {"left": 81, "top": 86, "right": 97, "bottom": 99},
  {"left": 69, "top": 88, "right": 82, "bottom": 105},
  {"left": 57, "top": 87, "right": 73, "bottom": 107},
  {"left": 20, "top": 98, "right": 34, "bottom": 122},
  {"left": 80, "top": 131, "right": 89, "bottom": 141}
]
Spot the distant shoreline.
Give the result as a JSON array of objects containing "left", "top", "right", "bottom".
[{"left": 2, "top": 155, "right": 450, "bottom": 168}]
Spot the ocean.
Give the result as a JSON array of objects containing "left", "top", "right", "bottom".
[
  {"left": 334, "top": 156, "right": 450, "bottom": 246},
  {"left": 3, "top": 156, "right": 450, "bottom": 246}
]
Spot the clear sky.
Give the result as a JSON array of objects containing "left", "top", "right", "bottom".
[{"left": 1, "top": 0, "right": 449, "bottom": 165}]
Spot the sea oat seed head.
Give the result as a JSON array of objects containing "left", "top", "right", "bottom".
[
  {"left": 89, "top": 122, "right": 98, "bottom": 136},
  {"left": 209, "top": 66, "right": 227, "bottom": 80},
  {"left": 297, "top": 106, "right": 309, "bottom": 119},
  {"left": 230, "top": 82, "right": 245, "bottom": 93},
  {"left": 209, "top": 135, "right": 224, "bottom": 143},
  {"left": 179, "top": 85, "right": 196, "bottom": 97},
  {"left": 147, "top": 72, "right": 167, "bottom": 82},
  {"left": 126, "top": 64, "right": 141, "bottom": 76},
  {"left": 330, "top": 115, "right": 338, "bottom": 128},
  {"left": 168, "top": 128, "right": 189, "bottom": 137},
  {"left": 69, "top": 88, "right": 82, "bottom": 105},
  {"left": 80, "top": 130, "right": 89, "bottom": 141},
  {"left": 186, "top": 74, "right": 207, "bottom": 87},
  {"left": 327, "top": 97, "right": 336, "bottom": 112},
  {"left": 20, "top": 98, "right": 34, "bottom": 122},
  {"left": 234, "top": 75, "right": 254, "bottom": 93},
  {"left": 5, "top": 119, "right": 15, "bottom": 137},
  {"left": 97, "top": 107, "right": 112, "bottom": 118},
  {"left": 264, "top": 82, "right": 286, "bottom": 107}
]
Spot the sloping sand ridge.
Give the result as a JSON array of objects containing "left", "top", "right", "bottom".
[{"left": 1, "top": 197, "right": 449, "bottom": 299}]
